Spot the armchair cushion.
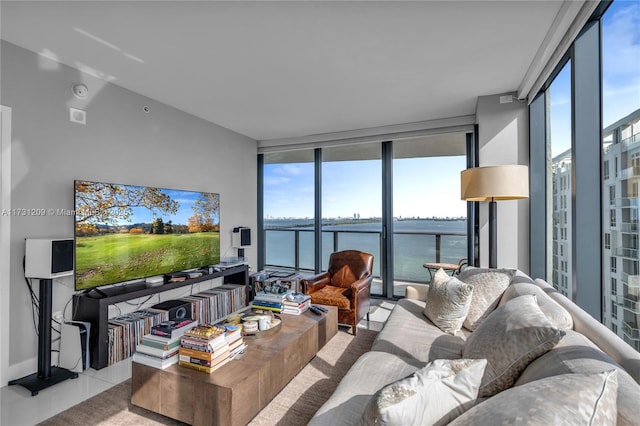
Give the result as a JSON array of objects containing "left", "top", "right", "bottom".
[{"left": 310, "top": 286, "right": 351, "bottom": 310}]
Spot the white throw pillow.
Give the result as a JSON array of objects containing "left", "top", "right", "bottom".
[
  {"left": 360, "top": 358, "right": 487, "bottom": 426},
  {"left": 424, "top": 268, "right": 474, "bottom": 335}
]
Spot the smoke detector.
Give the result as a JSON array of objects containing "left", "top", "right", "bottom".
[{"left": 71, "top": 83, "right": 88, "bottom": 99}]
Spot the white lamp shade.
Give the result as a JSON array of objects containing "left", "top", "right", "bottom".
[{"left": 461, "top": 165, "right": 529, "bottom": 201}]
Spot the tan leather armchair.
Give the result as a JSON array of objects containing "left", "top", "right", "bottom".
[{"left": 301, "top": 250, "right": 374, "bottom": 335}]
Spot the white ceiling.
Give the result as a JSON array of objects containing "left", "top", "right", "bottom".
[{"left": 1, "top": 1, "right": 565, "bottom": 142}]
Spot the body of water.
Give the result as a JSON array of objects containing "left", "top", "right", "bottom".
[{"left": 264, "top": 219, "right": 467, "bottom": 284}]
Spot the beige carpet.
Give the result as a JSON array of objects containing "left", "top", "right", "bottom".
[{"left": 38, "top": 328, "right": 378, "bottom": 426}]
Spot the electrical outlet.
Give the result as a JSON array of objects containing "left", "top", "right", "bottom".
[{"left": 53, "top": 311, "right": 64, "bottom": 322}]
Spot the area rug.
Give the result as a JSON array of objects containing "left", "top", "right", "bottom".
[{"left": 38, "top": 328, "right": 378, "bottom": 426}]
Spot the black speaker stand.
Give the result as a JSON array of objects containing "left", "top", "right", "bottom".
[{"left": 9, "top": 278, "right": 78, "bottom": 396}]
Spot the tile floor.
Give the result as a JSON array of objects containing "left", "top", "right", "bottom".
[{"left": 1, "top": 300, "right": 395, "bottom": 426}]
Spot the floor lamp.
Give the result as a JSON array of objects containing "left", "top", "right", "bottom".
[{"left": 461, "top": 165, "right": 528, "bottom": 268}]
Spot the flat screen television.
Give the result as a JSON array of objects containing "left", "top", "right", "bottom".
[{"left": 74, "top": 180, "right": 221, "bottom": 291}]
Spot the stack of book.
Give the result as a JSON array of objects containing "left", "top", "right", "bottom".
[
  {"left": 222, "top": 324, "right": 246, "bottom": 359},
  {"left": 132, "top": 334, "right": 181, "bottom": 369},
  {"left": 132, "top": 319, "right": 196, "bottom": 369},
  {"left": 178, "top": 325, "right": 231, "bottom": 373},
  {"left": 282, "top": 293, "right": 311, "bottom": 315},
  {"left": 250, "top": 290, "right": 294, "bottom": 313}
]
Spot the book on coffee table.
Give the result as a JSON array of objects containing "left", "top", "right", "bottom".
[{"left": 150, "top": 319, "right": 197, "bottom": 339}]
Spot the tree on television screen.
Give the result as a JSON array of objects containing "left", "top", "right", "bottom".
[
  {"left": 188, "top": 193, "right": 220, "bottom": 233},
  {"left": 75, "top": 181, "right": 178, "bottom": 226}
]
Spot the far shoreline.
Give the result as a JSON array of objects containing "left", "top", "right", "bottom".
[{"left": 264, "top": 217, "right": 466, "bottom": 228}]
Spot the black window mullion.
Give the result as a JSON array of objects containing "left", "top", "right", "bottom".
[
  {"left": 382, "top": 141, "right": 393, "bottom": 298},
  {"left": 257, "top": 153, "right": 265, "bottom": 270},
  {"left": 314, "top": 148, "right": 322, "bottom": 274}
]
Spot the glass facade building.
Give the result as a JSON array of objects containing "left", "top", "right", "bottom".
[
  {"left": 602, "top": 111, "right": 640, "bottom": 351},
  {"left": 533, "top": 0, "right": 640, "bottom": 352}
]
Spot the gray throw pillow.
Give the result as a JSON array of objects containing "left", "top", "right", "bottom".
[
  {"left": 458, "top": 267, "right": 515, "bottom": 331},
  {"left": 463, "top": 294, "right": 565, "bottom": 397},
  {"left": 515, "top": 329, "right": 640, "bottom": 426},
  {"left": 449, "top": 371, "right": 618, "bottom": 426},
  {"left": 499, "top": 282, "right": 574, "bottom": 330},
  {"left": 424, "top": 268, "right": 474, "bottom": 335}
]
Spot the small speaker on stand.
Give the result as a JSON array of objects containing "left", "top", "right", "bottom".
[
  {"left": 9, "top": 278, "right": 78, "bottom": 395},
  {"left": 9, "top": 239, "right": 78, "bottom": 396},
  {"left": 232, "top": 227, "right": 251, "bottom": 258}
]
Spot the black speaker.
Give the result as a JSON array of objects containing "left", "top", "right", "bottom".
[
  {"left": 151, "top": 300, "right": 193, "bottom": 321},
  {"left": 52, "top": 240, "right": 74, "bottom": 274},
  {"left": 232, "top": 227, "right": 251, "bottom": 247}
]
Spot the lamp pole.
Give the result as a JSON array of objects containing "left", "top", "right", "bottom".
[{"left": 488, "top": 199, "right": 497, "bottom": 268}]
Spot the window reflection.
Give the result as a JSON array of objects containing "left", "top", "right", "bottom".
[
  {"left": 601, "top": 0, "right": 640, "bottom": 351},
  {"left": 548, "top": 61, "right": 572, "bottom": 297}
]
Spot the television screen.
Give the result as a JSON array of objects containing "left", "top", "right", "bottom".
[{"left": 74, "top": 180, "right": 221, "bottom": 291}]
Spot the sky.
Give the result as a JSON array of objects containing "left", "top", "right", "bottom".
[
  {"left": 550, "top": 0, "right": 640, "bottom": 157},
  {"left": 115, "top": 188, "right": 219, "bottom": 226},
  {"left": 265, "top": 1, "right": 639, "bottom": 220},
  {"left": 264, "top": 155, "right": 466, "bottom": 219}
]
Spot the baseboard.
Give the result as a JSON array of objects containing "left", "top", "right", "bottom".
[{"left": 6, "top": 356, "right": 38, "bottom": 387}]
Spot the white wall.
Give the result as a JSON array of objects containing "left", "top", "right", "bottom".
[
  {"left": 1, "top": 41, "right": 257, "bottom": 383},
  {"left": 475, "top": 93, "right": 530, "bottom": 273}
]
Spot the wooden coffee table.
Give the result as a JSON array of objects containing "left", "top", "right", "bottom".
[{"left": 131, "top": 306, "right": 338, "bottom": 426}]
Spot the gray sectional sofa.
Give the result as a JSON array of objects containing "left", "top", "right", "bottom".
[{"left": 309, "top": 269, "right": 640, "bottom": 425}]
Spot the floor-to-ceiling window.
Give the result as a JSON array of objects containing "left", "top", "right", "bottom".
[
  {"left": 531, "top": 0, "right": 640, "bottom": 352},
  {"left": 321, "top": 143, "right": 383, "bottom": 292},
  {"left": 392, "top": 135, "right": 467, "bottom": 297},
  {"left": 601, "top": 0, "right": 640, "bottom": 351},
  {"left": 547, "top": 61, "right": 573, "bottom": 297},
  {"left": 259, "top": 131, "right": 472, "bottom": 298},
  {"left": 262, "top": 150, "right": 316, "bottom": 271}
]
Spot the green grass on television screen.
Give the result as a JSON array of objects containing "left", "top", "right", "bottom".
[{"left": 75, "top": 232, "right": 220, "bottom": 290}]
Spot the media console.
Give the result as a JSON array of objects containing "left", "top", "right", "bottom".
[{"left": 72, "top": 265, "right": 249, "bottom": 370}]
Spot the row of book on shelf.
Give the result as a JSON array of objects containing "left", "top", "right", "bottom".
[
  {"left": 250, "top": 289, "right": 311, "bottom": 315},
  {"left": 132, "top": 320, "right": 246, "bottom": 372},
  {"left": 107, "top": 284, "right": 246, "bottom": 366}
]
